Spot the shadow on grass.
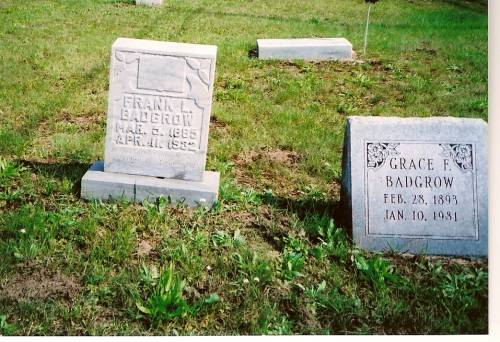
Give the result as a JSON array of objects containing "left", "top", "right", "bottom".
[
  {"left": 111, "top": 0, "right": 136, "bottom": 6},
  {"left": 164, "top": 0, "right": 486, "bottom": 28},
  {"left": 170, "top": 7, "right": 328, "bottom": 25},
  {"left": 248, "top": 46, "right": 258, "bottom": 59},
  {"left": 17, "top": 159, "right": 90, "bottom": 198},
  {"left": 258, "top": 191, "right": 353, "bottom": 237},
  {"left": 441, "top": 0, "right": 487, "bottom": 13}
]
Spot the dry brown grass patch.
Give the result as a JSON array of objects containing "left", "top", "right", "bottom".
[{"left": 0, "top": 263, "right": 81, "bottom": 302}]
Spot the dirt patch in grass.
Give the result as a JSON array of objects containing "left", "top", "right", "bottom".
[
  {"left": 217, "top": 205, "right": 290, "bottom": 256},
  {"left": 386, "top": 252, "right": 488, "bottom": 277},
  {"left": 423, "top": 255, "right": 488, "bottom": 268},
  {"left": 58, "top": 110, "right": 105, "bottom": 129},
  {"left": 0, "top": 263, "right": 81, "bottom": 302},
  {"left": 240, "top": 226, "right": 282, "bottom": 260},
  {"left": 248, "top": 205, "right": 294, "bottom": 251},
  {"left": 233, "top": 147, "right": 308, "bottom": 195},
  {"left": 136, "top": 239, "right": 156, "bottom": 257},
  {"left": 210, "top": 116, "right": 229, "bottom": 133},
  {"left": 270, "top": 59, "right": 358, "bottom": 76},
  {"left": 259, "top": 149, "right": 301, "bottom": 165},
  {"left": 415, "top": 41, "right": 438, "bottom": 56},
  {"left": 223, "top": 210, "right": 256, "bottom": 226},
  {"left": 233, "top": 147, "right": 301, "bottom": 168}
]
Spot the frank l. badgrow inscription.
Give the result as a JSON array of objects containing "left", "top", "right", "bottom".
[
  {"left": 341, "top": 116, "right": 487, "bottom": 256},
  {"left": 104, "top": 38, "right": 217, "bottom": 181},
  {"left": 81, "top": 38, "right": 219, "bottom": 207}
]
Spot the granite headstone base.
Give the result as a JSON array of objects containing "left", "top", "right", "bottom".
[
  {"left": 257, "top": 38, "right": 352, "bottom": 61},
  {"left": 81, "top": 161, "right": 219, "bottom": 208}
]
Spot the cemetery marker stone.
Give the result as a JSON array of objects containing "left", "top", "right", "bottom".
[
  {"left": 136, "top": 0, "right": 163, "bottom": 6},
  {"left": 341, "top": 116, "right": 487, "bottom": 256},
  {"left": 257, "top": 38, "right": 352, "bottom": 61},
  {"left": 81, "top": 38, "right": 219, "bottom": 207}
]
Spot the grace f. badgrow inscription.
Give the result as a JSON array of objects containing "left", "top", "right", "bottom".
[
  {"left": 366, "top": 142, "right": 477, "bottom": 238},
  {"left": 81, "top": 38, "right": 219, "bottom": 207},
  {"left": 341, "top": 116, "right": 487, "bottom": 256}
]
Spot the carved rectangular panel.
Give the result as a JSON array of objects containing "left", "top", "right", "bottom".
[{"left": 365, "top": 141, "right": 478, "bottom": 239}]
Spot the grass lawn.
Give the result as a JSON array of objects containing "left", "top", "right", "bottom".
[{"left": 0, "top": 0, "right": 488, "bottom": 335}]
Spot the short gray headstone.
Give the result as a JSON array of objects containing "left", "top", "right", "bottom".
[
  {"left": 81, "top": 38, "right": 219, "bottom": 207},
  {"left": 341, "top": 116, "right": 487, "bottom": 256},
  {"left": 257, "top": 38, "right": 352, "bottom": 61},
  {"left": 136, "top": 0, "right": 163, "bottom": 6}
]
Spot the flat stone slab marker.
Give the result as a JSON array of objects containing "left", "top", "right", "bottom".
[
  {"left": 257, "top": 38, "right": 353, "bottom": 61},
  {"left": 136, "top": 0, "right": 163, "bottom": 6}
]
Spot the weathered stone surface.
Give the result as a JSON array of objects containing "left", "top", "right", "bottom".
[
  {"left": 81, "top": 38, "right": 220, "bottom": 208},
  {"left": 104, "top": 38, "right": 217, "bottom": 181},
  {"left": 136, "top": 0, "right": 163, "bottom": 6},
  {"left": 81, "top": 161, "right": 219, "bottom": 207},
  {"left": 257, "top": 38, "right": 352, "bottom": 61},
  {"left": 340, "top": 116, "right": 487, "bottom": 256}
]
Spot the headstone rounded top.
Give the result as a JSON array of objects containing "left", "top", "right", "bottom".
[
  {"left": 112, "top": 38, "right": 217, "bottom": 59},
  {"left": 348, "top": 115, "right": 486, "bottom": 126}
]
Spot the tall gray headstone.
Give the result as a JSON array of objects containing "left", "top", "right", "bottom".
[
  {"left": 341, "top": 116, "right": 487, "bottom": 256},
  {"left": 81, "top": 38, "right": 219, "bottom": 207}
]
